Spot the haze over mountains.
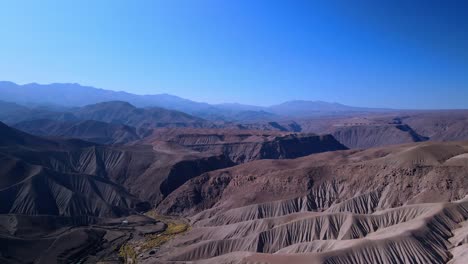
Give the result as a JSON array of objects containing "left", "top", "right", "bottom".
[
  {"left": 2, "top": 81, "right": 468, "bottom": 150},
  {"left": 0, "top": 81, "right": 389, "bottom": 121}
]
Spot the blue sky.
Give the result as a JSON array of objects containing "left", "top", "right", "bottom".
[{"left": 0, "top": 0, "right": 467, "bottom": 108}]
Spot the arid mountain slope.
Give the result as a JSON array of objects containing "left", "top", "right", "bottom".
[
  {"left": 3, "top": 100, "right": 216, "bottom": 145},
  {"left": 0, "top": 100, "right": 78, "bottom": 124},
  {"left": 141, "top": 128, "right": 347, "bottom": 163},
  {"left": 153, "top": 200, "right": 468, "bottom": 264},
  {"left": 0, "top": 121, "right": 348, "bottom": 217},
  {"left": 158, "top": 141, "right": 468, "bottom": 216},
  {"left": 152, "top": 141, "right": 468, "bottom": 264},
  {"left": 0, "top": 122, "right": 139, "bottom": 217},
  {"left": 74, "top": 101, "right": 210, "bottom": 129},
  {"left": 0, "top": 122, "right": 233, "bottom": 215},
  {"left": 399, "top": 111, "right": 468, "bottom": 142},
  {"left": 0, "top": 100, "right": 211, "bottom": 131},
  {"left": 13, "top": 119, "right": 145, "bottom": 144},
  {"left": 296, "top": 112, "right": 468, "bottom": 149},
  {"left": 0, "top": 153, "right": 138, "bottom": 217},
  {"left": 329, "top": 124, "right": 428, "bottom": 149}
]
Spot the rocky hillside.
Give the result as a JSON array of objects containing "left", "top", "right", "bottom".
[
  {"left": 13, "top": 119, "right": 145, "bottom": 144},
  {"left": 0, "top": 122, "right": 347, "bottom": 218},
  {"left": 74, "top": 101, "right": 210, "bottom": 129},
  {"left": 328, "top": 124, "right": 428, "bottom": 149},
  {"left": 0, "top": 100, "right": 212, "bottom": 130},
  {"left": 158, "top": 141, "right": 468, "bottom": 216},
  {"left": 0, "top": 122, "right": 139, "bottom": 217},
  {"left": 142, "top": 128, "right": 347, "bottom": 163},
  {"left": 153, "top": 141, "right": 468, "bottom": 263},
  {"left": 0, "top": 122, "right": 234, "bottom": 217},
  {"left": 296, "top": 112, "right": 468, "bottom": 149}
]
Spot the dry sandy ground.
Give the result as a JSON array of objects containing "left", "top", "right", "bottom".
[
  {"left": 149, "top": 141, "right": 468, "bottom": 264},
  {"left": 152, "top": 199, "right": 468, "bottom": 264}
]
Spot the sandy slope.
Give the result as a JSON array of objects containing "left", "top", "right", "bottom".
[
  {"left": 151, "top": 199, "right": 468, "bottom": 264},
  {"left": 151, "top": 141, "right": 468, "bottom": 263},
  {"left": 150, "top": 199, "right": 468, "bottom": 264}
]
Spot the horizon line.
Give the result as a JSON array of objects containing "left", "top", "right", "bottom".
[{"left": 1, "top": 80, "right": 467, "bottom": 111}]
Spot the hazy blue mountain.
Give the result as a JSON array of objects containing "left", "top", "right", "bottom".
[
  {"left": 268, "top": 100, "right": 390, "bottom": 117},
  {"left": 74, "top": 101, "right": 209, "bottom": 128},
  {"left": 12, "top": 119, "right": 144, "bottom": 144},
  {"left": 0, "top": 100, "right": 30, "bottom": 118},
  {"left": 214, "top": 103, "right": 266, "bottom": 112},
  {"left": 0, "top": 99, "right": 211, "bottom": 130},
  {"left": 0, "top": 82, "right": 264, "bottom": 120},
  {"left": 0, "top": 81, "right": 206, "bottom": 109},
  {"left": 0, "top": 100, "right": 78, "bottom": 124},
  {"left": 0, "top": 81, "right": 391, "bottom": 120}
]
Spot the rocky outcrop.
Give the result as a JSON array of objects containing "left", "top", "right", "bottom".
[
  {"left": 329, "top": 124, "right": 428, "bottom": 149},
  {"left": 146, "top": 129, "right": 347, "bottom": 163}
]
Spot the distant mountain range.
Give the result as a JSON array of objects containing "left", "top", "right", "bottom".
[
  {"left": 0, "top": 81, "right": 392, "bottom": 120},
  {"left": 0, "top": 100, "right": 214, "bottom": 144},
  {"left": 0, "top": 100, "right": 209, "bottom": 126}
]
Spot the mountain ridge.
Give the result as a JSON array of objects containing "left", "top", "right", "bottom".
[{"left": 0, "top": 81, "right": 397, "bottom": 120}]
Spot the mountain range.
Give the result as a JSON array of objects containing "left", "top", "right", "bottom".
[{"left": 0, "top": 81, "right": 392, "bottom": 121}]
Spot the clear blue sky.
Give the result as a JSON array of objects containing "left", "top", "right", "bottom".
[{"left": 0, "top": 0, "right": 467, "bottom": 108}]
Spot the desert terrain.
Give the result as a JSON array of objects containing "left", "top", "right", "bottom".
[{"left": 0, "top": 83, "right": 468, "bottom": 264}]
